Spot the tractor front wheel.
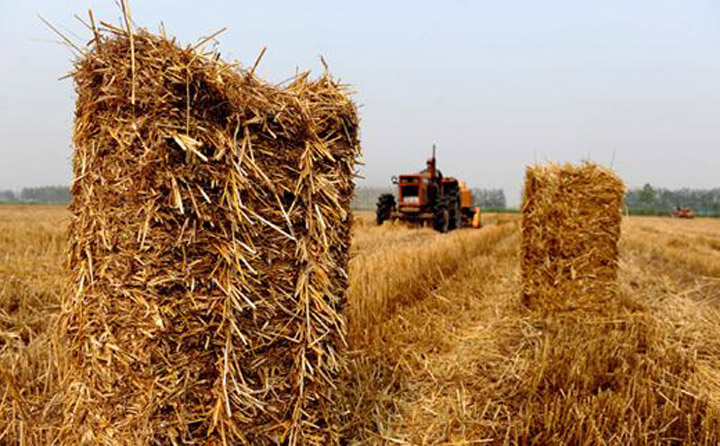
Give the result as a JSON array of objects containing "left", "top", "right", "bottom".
[
  {"left": 448, "top": 193, "right": 461, "bottom": 231},
  {"left": 433, "top": 198, "right": 450, "bottom": 233},
  {"left": 376, "top": 193, "right": 396, "bottom": 226}
]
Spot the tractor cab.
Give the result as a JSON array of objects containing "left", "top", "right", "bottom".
[
  {"left": 394, "top": 174, "right": 437, "bottom": 208},
  {"left": 393, "top": 151, "right": 442, "bottom": 209},
  {"left": 397, "top": 175, "right": 423, "bottom": 206}
]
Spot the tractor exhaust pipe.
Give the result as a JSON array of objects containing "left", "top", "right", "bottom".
[{"left": 428, "top": 144, "right": 437, "bottom": 179}]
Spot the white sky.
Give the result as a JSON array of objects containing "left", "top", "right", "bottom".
[{"left": 1, "top": 0, "right": 720, "bottom": 205}]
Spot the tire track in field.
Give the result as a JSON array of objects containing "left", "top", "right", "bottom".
[
  {"left": 344, "top": 228, "right": 521, "bottom": 444},
  {"left": 364, "top": 232, "right": 520, "bottom": 445},
  {"left": 347, "top": 223, "right": 518, "bottom": 343}
]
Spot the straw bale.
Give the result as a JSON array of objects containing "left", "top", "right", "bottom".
[
  {"left": 60, "top": 24, "right": 359, "bottom": 445},
  {"left": 521, "top": 163, "right": 625, "bottom": 311}
]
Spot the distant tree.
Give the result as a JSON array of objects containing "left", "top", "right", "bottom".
[
  {"left": 472, "top": 188, "right": 507, "bottom": 209},
  {"left": 639, "top": 183, "right": 655, "bottom": 206},
  {"left": 0, "top": 190, "right": 16, "bottom": 203},
  {"left": 20, "top": 186, "right": 71, "bottom": 204},
  {"left": 352, "top": 186, "right": 394, "bottom": 210}
]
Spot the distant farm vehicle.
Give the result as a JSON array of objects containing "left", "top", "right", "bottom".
[
  {"left": 376, "top": 145, "right": 481, "bottom": 233},
  {"left": 672, "top": 206, "right": 695, "bottom": 219}
]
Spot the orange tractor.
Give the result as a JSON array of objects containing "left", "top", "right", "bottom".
[{"left": 376, "top": 145, "right": 481, "bottom": 233}]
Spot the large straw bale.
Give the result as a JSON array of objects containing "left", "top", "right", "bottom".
[
  {"left": 521, "top": 163, "right": 625, "bottom": 311},
  {"left": 60, "top": 24, "right": 359, "bottom": 445}
]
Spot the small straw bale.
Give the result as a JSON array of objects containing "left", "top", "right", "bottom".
[
  {"left": 521, "top": 163, "right": 625, "bottom": 311},
  {"left": 60, "top": 22, "right": 359, "bottom": 445}
]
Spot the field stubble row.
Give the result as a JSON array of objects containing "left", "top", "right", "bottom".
[{"left": 2, "top": 207, "right": 720, "bottom": 444}]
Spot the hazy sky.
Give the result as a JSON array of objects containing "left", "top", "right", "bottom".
[{"left": 1, "top": 1, "right": 720, "bottom": 205}]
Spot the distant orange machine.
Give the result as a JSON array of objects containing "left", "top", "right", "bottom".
[{"left": 672, "top": 206, "right": 695, "bottom": 219}]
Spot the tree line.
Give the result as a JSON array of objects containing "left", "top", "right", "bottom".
[
  {"left": 2, "top": 184, "right": 718, "bottom": 216},
  {"left": 355, "top": 184, "right": 720, "bottom": 216},
  {"left": 470, "top": 188, "right": 507, "bottom": 210},
  {"left": 626, "top": 184, "right": 720, "bottom": 216},
  {"left": 0, "top": 186, "right": 71, "bottom": 204}
]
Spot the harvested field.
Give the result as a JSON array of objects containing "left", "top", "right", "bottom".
[{"left": 2, "top": 206, "right": 720, "bottom": 444}]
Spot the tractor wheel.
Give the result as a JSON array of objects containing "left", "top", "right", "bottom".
[
  {"left": 447, "top": 192, "right": 461, "bottom": 231},
  {"left": 376, "top": 193, "right": 396, "bottom": 226},
  {"left": 433, "top": 197, "right": 450, "bottom": 233}
]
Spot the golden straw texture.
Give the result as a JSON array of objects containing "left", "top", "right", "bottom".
[
  {"left": 60, "top": 24, "right": 359, "bottom": 445},
  {"left": 521, "top": 163, "right": 625, "bottom": 311}
]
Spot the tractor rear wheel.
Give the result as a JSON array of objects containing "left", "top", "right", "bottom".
[
  {"left": 376, "top": 193, "right": 396, "bottom": 225},
  {"left": 447, "top": 192, "right": 461, "bottom": 231},
  {"left": 433, "top": 197, "right": 450, "bottom": 233}
]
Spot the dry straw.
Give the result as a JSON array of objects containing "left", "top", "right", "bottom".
[
  {"left": 521, "top": 163, "right": 625, "bottom": 311},
  {"left": 59, "top": 18, "right": 359, "bottom": 446}
]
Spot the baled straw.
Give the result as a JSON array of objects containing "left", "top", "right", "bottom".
[
  {"left": 521, "top": 163, "right": 625, "bottom": 311},
  {"left": 60, "top": 22, "right": 359, "bottom": 445}
]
